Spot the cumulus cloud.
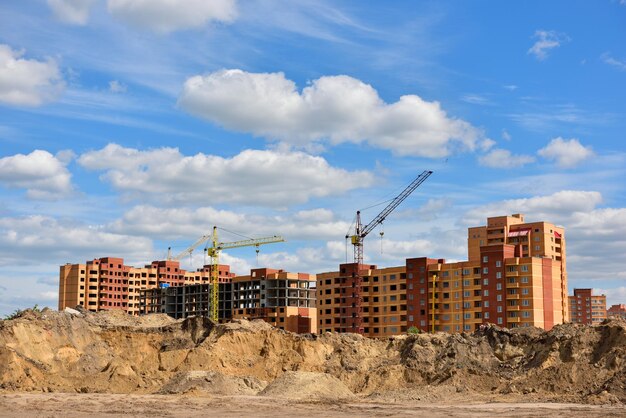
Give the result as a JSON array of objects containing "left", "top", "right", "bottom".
[
  {"left": 107, "top": 0, "right": 237, "bottom": 33},
  {"left": 0, "top": 44, "right": 65, "bottom": 106},
  {"left": 177, "top": 69, "right": 485, "bottom": 158},
  {"left": 538, "top": 137, "right": 594, "bottom": 168},
  {"left": 0, "top": 150, "right": 73, "bottom": 199},
  {"left": 528, "top": 30, "right": 569, "bottom": 60},
  {"left": 78, "top": 143, "right": 373, "bottom": 206},
  {"left": 47, "top": 0, "right": 96, "bottom": 25},
  {"left": 109, "top": 205, "right": 351, "bottom": 242},
  {"left": 478, "top": 148, "right": 535, "bottom": 168},
  {"left": 0, "top": 215, "right": 153, "bottom": 266}
]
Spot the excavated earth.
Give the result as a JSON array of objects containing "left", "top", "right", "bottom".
[{"left": 1, "top": 307, "right": 626, "bottom": 410}]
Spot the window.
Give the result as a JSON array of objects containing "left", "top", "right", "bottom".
[
  {"left": 463, "top": 290, "right": 470, "bottom": 297},
  {"left": 464, "top": 324, "right": 471, "bottom": 331},
  {"left": 484, "top": 301, "right": 489, "bottom": 307},
  {"left": 496, "top": 272, "right": 502, "bottom": 279},
  {"left": 522, "top": 288, "right": 529, "bottom": 295},
  {"left": 420, "top": 320, "right": 426, "bottom": 326},
  {"left": 483, "top": 290, "right": 489, "bottom": 296},
  {"left": 483, "top": 278, "right": 489, "bottom": 285},
  {"left": 496, "top": 283, "right": 502, "bottom": 290},
  {"left": 463, "top": 269, "right": 470, "bottom": 275},
  {"left": 507, "top": 266, "right": 517, "bottom": 272},
  {"left": 408, "top": 273, "right": 413, "bottom": 279},
  {"left": 522, "top": 311, "right": 531, "bottom": 318},
  {"left": 484, "top": 312, "right": 490, "bottom": 319},
  {"left": 497, "top": 306, "right": 503, "bottom": 313},
  {"left": 483, "top": 267, "right": 488, "bottom": 274},
  {"left": 521, "top": 265, "right": 529, "bottom": 272},
  {"left": 463, "top": 280, "right": 470, "bottom": 286},
  {"left": 496, "top": 261, "right": 502, "bottom": 267},
  {"left": 535, "top": 245, "right": 541, "bottom": 251},
  {"left": 522, "top": 300, "right": 530, "bottom": 306},
  {"left": 497, "top": 317, "right": 503, "bottom": 324},
  {"left": 521, "top": 276, "right": 529, "bottom": 283},
  {"left": 463, "top": 302, "right": 471, "bottom": 309},
  {"left": 464, "top": 313, "right": 471, "bottom": 319},
  {"left": 483, "top": 256, "right": 488, "bottom": 263}
]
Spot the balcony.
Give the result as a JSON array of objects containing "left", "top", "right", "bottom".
[
  {"left": 506, "top": 283, "right": 520, "bottom": 288},
  {"left": 507, "top": 317, "right": 521, "bottom": 323},
  {"left": 506, "top": 294, "right": 520, "bottom": 300},
  {"left": 507, "top": 305, "right": 521, "bottom": 311}
]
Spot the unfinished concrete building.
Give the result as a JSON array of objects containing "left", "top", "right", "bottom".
[{"left": 139, "top": 267, "right": 317, "bottom": 333}]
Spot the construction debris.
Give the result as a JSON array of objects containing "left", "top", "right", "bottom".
[{"left": 1, "top": 308, "right": 625, "bottom": 405}]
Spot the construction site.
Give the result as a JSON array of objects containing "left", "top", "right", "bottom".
[{"left": 1, "top": 171, "right": 624, "bottom": 416}]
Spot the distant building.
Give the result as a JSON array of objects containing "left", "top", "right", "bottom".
[
  {"left": 316, "top": 214, "right": 568, "bottom": 336},
  {"left": 568, "top": 288, "right": 607, "bottom": 324},
  {"left": 607, "top": 304, "right": 626, "bottom": 320},
  {"left": 139, "top": 268, "right": 317, "bottom": 333},
  {"left": 59, "top": 257, "right": 234, "bottom": 315}
]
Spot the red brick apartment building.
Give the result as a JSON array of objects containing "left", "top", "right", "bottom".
[
  {"left": 317, "top": 214, "right": 568, "bottom": 336},
  {"left": 568, "top": 288, "right": 607, "bottom": 324}
]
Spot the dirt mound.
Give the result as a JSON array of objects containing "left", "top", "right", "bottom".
[
  {"left": 260, "top": 371, "right": 354, "bottom": 400},
  {"left": 1, "top": 308, "right": 626, "bottom": 404},
  {"left": 159, "top": 371, "right": 265, "bottom": 395}
]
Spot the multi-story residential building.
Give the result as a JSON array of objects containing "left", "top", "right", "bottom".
[
  {"left": 59, "top": 256, "right": 234, "bottom": 315},
  {"left": 317, "top": 214, "right": 568, "bottom": 335},
  {"left": 607, "top": 304, "right": 626, "bottom": 320},
  {"left": 569, "top": 288, "right": 607, "bottom": 324},
  {"left": 316, "top": 264, "right": 407, "bottom": 337},
  {"left": 139, "top": 267, "right": 317, "bottom": 333}
]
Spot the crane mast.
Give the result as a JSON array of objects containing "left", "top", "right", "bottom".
[
  {"left": 342, "top": 170, "right": 432, "bottom": 334},
  {"left": 206, "top": 226, "right": 284, "bottom": 321}
]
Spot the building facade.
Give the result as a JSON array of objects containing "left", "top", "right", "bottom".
[
  {"left": 607, "top": 304, "right": 626, "bottom": 320},
  {"left": 568, "top": 288, "right": 607, "bottom": 324},
  {"left": 317, "top": 214, "right": 568, "bottom": 335},
  {"left": 59, "top": 256, "right": 234, "bottom": 315},
  {"left": 139, "top": 267, "right": 317, "bottom": 333}
]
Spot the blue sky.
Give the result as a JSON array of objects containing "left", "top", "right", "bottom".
[{"left": 1, "top": 0, "right": 625, "bottom": 316}]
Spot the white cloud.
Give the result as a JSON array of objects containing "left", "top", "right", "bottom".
[
  {"left": 0, "top": 44, "right": 65, "bottom": 107},
  {"left": 463, "top": 191, "right": 603, "bottom": 226},
  {"left": 0, "top": 215, "right": 153, "bottom": 266},
  {"left": 478, "top": 148, "right": 535, "bottom": 168},
  {"left": 461, "top": 94, "right": 492, "bottom": 105},
  {"left": 503, "top": 85, "right": 518, "bottom": 91},
  {"left": 538, "top": 137, "right": 594, "bottom": 168},
  {"left": 177, "top": 69, "right": 486, "bottom": 158},
  {"left": 601, "top": 52, "right": 626, "bottom": 71},
  {"left": 107, "top": 0, "right": 238, "bottom": 33},
  {"left": 78, "top": 143, "right": 373, "bottom": 206},
  {"left": 109, "top": 205, "right": 351, "bottom": 242},
  {"left": 108, "top": 80, "right": 127, "bottom": 93},
  {"left": 47, "top": 0, "right": 96, "bottom": 25},
  {"left": 0, "top": 150, "right": 73, "bottom": 199},
  {"left": 501, "top": 129, "right": 511, "bottom": 141},
  {"left": 528, "top": 30, "right": 568, "bottom": 60}
]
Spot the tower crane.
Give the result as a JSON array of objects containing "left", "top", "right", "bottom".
[
  {"left": 206, "top": 226, "right": 284, "bottom": 321},
  {"left": 347, "top": 170, "right": 433, "bottom": 265},
  {"left": 343, "top": 170, "right": 432, "bottom": 333},
  {"left": 167, "top": 233, "right": 213, "bottom": 261}
]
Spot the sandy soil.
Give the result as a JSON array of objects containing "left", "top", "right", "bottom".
[{"left": 0, "top": 393, "right": 625, "bottom": 418}]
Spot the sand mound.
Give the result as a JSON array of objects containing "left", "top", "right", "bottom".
[
  {"left": 260, "top": 371, "right": 354, "bottom": 400},
  {"left": 159, "top": 371, "right": 265, "bottom": 395},
  {"left": 1, "top": 308, "right": 626, "bottom": 404}
]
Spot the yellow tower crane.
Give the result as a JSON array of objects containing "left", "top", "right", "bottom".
[{"left": 205, "top": 226, "right": 284, "bottom": 321}]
